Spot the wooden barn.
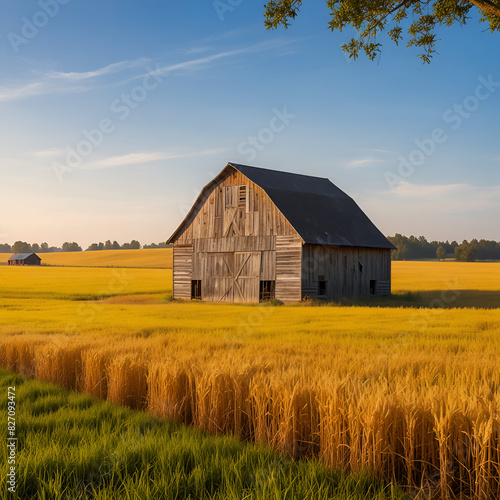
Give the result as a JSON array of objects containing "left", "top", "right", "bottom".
[
  {"left": 167, "top": 163, "right": 395, "bottom": 303},
  {"left": 8, "top": 253, "right": 42, "bottom": 266}
]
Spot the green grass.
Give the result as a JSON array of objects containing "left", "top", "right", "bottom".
[{"left": 0, "top": 369, "right": 409, "bottom": 500}]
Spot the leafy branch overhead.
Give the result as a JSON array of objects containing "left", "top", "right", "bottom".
[{"left": 264, "top": 0, "right": 500, "bottom": 63}]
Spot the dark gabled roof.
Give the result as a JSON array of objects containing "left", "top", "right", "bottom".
[
  {"left": 168, "top": 163, "right": 395, "bottom": 250},
  {"left": 8, "top": 253, "right": 40, "bottom": 261}
]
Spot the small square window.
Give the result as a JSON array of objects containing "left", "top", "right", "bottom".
[
  {"left": 370, "top": 280, "right": 377, "bottom": 295},
  {"left": 259, "top": 280, "right": 275, "bottom": 301},
  {"left": 191, "top": 280, "right": 202, "bottom": 300}
]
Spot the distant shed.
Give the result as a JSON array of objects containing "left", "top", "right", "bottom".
[
  {"left": 167, "top": 162, "right": 395, "bottom": 303},
  {"left": 8, "top": 253, "right": 42, "bottom": 266}
]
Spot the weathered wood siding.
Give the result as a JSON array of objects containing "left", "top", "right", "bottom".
[
  {"left": 174, "top": 170, "right": 296, "bottom": 245},
  {"left": 172, "top": 170, "right": 302, "bottom": 302},
  {"left": 301, "top": 245, "right": 391, "bottom": 299},
  {"left": 171, "top": 167, "right": 392, "bottom": 302},
  {"left": 275, "top": 235, "right": 302, "bottom": 302},
  {"left": 172, "top": 245, "right": 193, "bottom": 300}
]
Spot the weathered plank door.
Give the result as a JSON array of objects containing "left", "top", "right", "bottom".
[
  {"left": 207, "top": 253, "right": 234, "bottom": 302},
  {"left": 205, "top": 251, "right": 262, "bottom": 302}
]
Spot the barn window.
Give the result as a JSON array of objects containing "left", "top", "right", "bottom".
[
  {"left": 238, "top": 185, "right": 247, "bottom": 208},
  {"left": 225, "top": 187, "right": 234, "bottom": 208},
  {"left": 318, "top": 276, "right": 327, "bottom": 297},
  {"left": 370, "top": 280, "right": 377, "bottom": 295},
  {"left": 259, "top": 281, "right": 275, "bottom": 301},
  {"left": 191, "top": 280, "right": 202, "bottom": 300}
]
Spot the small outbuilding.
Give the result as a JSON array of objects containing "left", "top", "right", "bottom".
[
  {"left": 167, "top": 162, "right": 395, "bottom": 303},
  {"left": 8, "top": 253, "right": 42, "bottom": 266}
]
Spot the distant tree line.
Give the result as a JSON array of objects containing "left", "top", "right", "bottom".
[
  {"left": 388, "top": 234, "right": 500, "bottom": 262},
  {"left": 0, "top": 241, "right": 80, "bottom": 253},
  {"left": 85, "top": 240, "right": 169, "bottom": 251},
  {"left": 1, "top": 240, "right": 171, "bottom": 253},
  {"left": 4, "top": 235, "right": 496, "bottom": 261}
]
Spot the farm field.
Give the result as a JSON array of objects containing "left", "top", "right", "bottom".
[
  {"left": 1, "top": 260, "right": 500, "bottom": 499},
  {"left": 0, "top": 248, "right": 173, "bottom": 268},
  {"left": 0, "top": 369, "right": 408, "bottom": 499}
]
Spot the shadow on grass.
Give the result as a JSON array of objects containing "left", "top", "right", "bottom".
[
  {"left": 161, "top": 290, "right": 500, "bottom": 309},
  {"left": 300, "top": 290, "right": 500, "bottom": 309}
]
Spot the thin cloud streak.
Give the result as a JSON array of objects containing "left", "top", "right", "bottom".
[
  {"left": 345, "top": 157, "right": 382, "bottom": 168},
  {"left": 81, "top": 148, "right": 227, "bottom": 170},
  {"left": 46, "top": 58, "right": 150, "bottom": 81},
  {"left": 0, "top": 39, "right": 298, "bottom": 103},
  {"left": 135, "top": 38, "right": 301, "bottom": 80}
]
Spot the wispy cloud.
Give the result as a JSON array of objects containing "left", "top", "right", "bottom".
[
  {"left": 345, "top": 157, "right": 383, "bottom": 168},
  {"left": 135, "top": 38, "right": 300, "bottom": 80},
  {"left": 0, "top": 82, "right": 49, "bottom": 102},
  {"left": 357, "top": 148, "right": 396, "bottom": 154},
  {"left": 0, "top": 38, "right": 298, "bottom": 103},
  {"left": 380, "top": 181, "right": 500, "bottom": 211},
  {"left": 0, "top": 58, "right": 146, "bottom": 103},
  {"left": 80, "top": 148, "right": 226, "bottom": 170},
  {"left": 31, "top": 148, "right": 67, "bottom": 158},
  {"left": 45, "top": 58, "right": 149, "bottom": 81},
  {"left": 392, "top": 181, "right": 465, "bottom": 197},
  {"left": 360, "top": 182, "right": 500, "bottom": 240}
]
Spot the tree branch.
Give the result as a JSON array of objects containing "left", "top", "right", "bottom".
[{"left": 468, "top": 0, "right": 500, "bottom": 18}]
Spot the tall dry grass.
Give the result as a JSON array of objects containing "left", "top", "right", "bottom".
[{"left": 1, "top": 334, "right": 499, "bottom": 499}]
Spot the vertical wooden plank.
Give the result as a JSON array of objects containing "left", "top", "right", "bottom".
[
  {"left": 173, "top": 245, "right": 193, "bottom": 299},
  {"left": 275, "top": 235, "right": 302, "bottom": 302}
]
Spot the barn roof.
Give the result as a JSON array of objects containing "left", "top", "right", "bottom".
[
  {"left": 8, "top": 253, "right": 39, "bottom": 261},
  {"left": 168, "top": 163, "right": 396, "bottom": 250}
]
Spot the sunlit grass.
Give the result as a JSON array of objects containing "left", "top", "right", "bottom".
[
  {"left": 0, "top": 369, "right": 408, "bottom": 500},
  {"left": 0, "top": 266, "right": 170, "bottom": 300}
]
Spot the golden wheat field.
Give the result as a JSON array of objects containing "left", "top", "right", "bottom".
[
  {"left": 1, "top": 255, "right": 500, "bottom": 499},
  {"left": 0, "top": 248, "right": 172, "bottom": 268}
]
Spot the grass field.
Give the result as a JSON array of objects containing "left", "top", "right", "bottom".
[
  {"left": 0, "top": 248, "right": 172, "bottom": 268},
  {"left": 1, "top": 369, "right": 409, "bottom": 500},
  {"left": 1, "top": 258, "right": 499, "bottom": 499}
]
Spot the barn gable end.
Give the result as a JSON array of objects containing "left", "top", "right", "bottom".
[
  {"left": 168, "top": 163, "right": 394, "bottom": 303},
  {"left": 169, "top": 166, "right": 303, "bottom": 302}
]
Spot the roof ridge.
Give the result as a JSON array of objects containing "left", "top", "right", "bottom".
[{"left": 229, "top": 162, "right": 330, "bottom": 182}]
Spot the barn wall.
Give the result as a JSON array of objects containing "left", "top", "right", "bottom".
[
  {"left": 25, "top": 254, "right": 41, "bottom": 266},
  {"left": 172, "top": 245, "right": 193, "bottom": 300},
  {"left": 275, "top": 235, "right": 302, "bottom": 302},
  {"left": 172, "top": 169, "right": 303, "bottom": 302},
  {"left": 174, "top": 170, "right": 297, "bottom": 245},
  {"left": 301, "top": 245, "right": 391, "bottom": 299}
]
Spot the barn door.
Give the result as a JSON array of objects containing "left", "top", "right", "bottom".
[
  {"left": 207, "top": 253, "right": 234, "bottom": 302},
  {"left": 232, "top": 252, "right": 261, "bottom": 303},
  {"left": 206, "top": 251, "right": 261, "bottom": 302}
]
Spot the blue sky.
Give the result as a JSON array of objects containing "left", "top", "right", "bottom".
[{"left": 0, "top": 0, "right": 499, "bottom": 248}]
